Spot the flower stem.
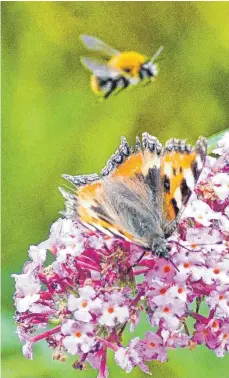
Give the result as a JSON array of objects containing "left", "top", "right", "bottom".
[
  {"left": 96, "top": 336, "right": 118, "bottom": 352},
  {"left": 98, "top": 345, "right": 107, "bottom": 378},
  {"left": 30, "top": 326, "right": 62, "bottom": 343},
  {"left": 76, "top": 261, "right": 100, "bottom": 272},
  {"left": 188, "top": 311, "right": 209, "bottom": 324},
  {"left": 133, "top": 268, "right": 149, "bottom": 275}
]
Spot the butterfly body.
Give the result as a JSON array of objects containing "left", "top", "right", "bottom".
[
  {"left": 60, "top": 133, "right": 207, "bottom": 258},
  {"left": 80, "top": 35, "right": 162, "bottom": 99}
]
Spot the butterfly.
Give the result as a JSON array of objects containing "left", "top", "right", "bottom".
[
  {"left": 60, "top": 133, "right": 207, "bottom": 259},
  {"left": 80, "top": 35, "right": 163, "bottom": 99}
]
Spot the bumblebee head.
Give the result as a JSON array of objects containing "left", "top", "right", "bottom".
[
  {"left": 140, "top": 61, "right": 158, "bottom": 79},
  {"left": 139, "top": 46, "right": 163, "bottom": 80},
  {"left": 109, "top": 51, "right": 147, "bottom": 77}
]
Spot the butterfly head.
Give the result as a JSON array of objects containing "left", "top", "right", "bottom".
[{"left": 151, "top": 235, "right": 171, "bottom": 259}]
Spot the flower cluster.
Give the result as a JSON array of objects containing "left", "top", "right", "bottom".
[{"left": 13, "top": 133, "right": 229, "bottom": 376}]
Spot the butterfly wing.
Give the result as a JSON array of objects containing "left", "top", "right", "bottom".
[
  {"left": 161, "top": 137, "right": 207, "bottom": 237},
  {"left": 60, "top": 134, "right": 163, "bottom": 247},
  {"left": 80, "top": 35, "right": 120, "bottom": 58},
  {"left": 60, "top": 134, "right": 207, "bottom": 247}
]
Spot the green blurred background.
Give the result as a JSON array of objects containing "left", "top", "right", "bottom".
[{"left": 2, "top": 2, "right": 229, "bottom": 377}]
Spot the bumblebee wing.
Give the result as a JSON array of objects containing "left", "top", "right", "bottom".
[
  {"left": 161, "top": 137, "right": 207, "bottom": 237},
  {"left": 80, "top": 35, "right": 120, "bottom": 58},
  {"left": 81, "top": 57, "right": 121, "bottom": 79}
]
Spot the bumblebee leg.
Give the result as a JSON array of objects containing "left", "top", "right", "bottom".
[
  {"left": 114, "top": 77, "right": 129, "bottom": 96},
  {"left": 104, "top": 80, "right": 118, "bottom": 99},
  {"left": 142, "top": 81, "right": 151, "bottom": 88}
]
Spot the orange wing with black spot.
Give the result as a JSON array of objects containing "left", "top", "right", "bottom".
[
  {"left": 60, "top": 134, "right": 164, "bottom": 246},
  {"left": 60, "top": 136, "right": 142, "bottom": 240},
  {"left": 60, "top": 134, "right": 207, "bottom": 247},
  {"left": 161, "top": 137, "right": 207, "bottom": 236}
]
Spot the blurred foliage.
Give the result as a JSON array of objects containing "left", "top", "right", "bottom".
[{"left": 2, "top": 2, "right": 229, "bottom": 378}]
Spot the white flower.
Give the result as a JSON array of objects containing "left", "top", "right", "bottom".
[
  {"left": 168, "top": 285, "right": 188, "bottom": 302},
  {"left": 114, "top": 338, "right": 141, "bottom": 373},
  {"left": 207, "top": 290, "right": 229, "bottom": 318},
  {"left": 22, "top": 342, "right": 33, "bottom": 360},
  {"left": 68, "top": 286, "right": 102, "bottom": 322},
  {"left": 152, "top": 300, "right": 185, "bottom": 330},
  {"left": 99, "top": 303, "right": 129, "bottom": 327},
  {"left": 12, "top": 271, "right": 40, "bottom": 296},
  {"left": 200, "top": 156, "right": 217, "bottom": 180},
  {"left": 63, "top": 334, "right": 95, "bottom": 354},
  {"left": 29, "top": 303, "right": 55, "bottom": 314},
  {"left": 211, "top": 173, "right": 229, "bottom": 201},
  {"left": 28, "top": 246, "right": 46, "bottom": 265},
  {"left": 186, "top": 227, "right": 222, "bottom": 245},
  {"left": 212, "top": 132, "right": 229, "bottom": 155},
  {"left": 198, "top": 264, "right": 229, "bottom": 285},
  {"left": 152, "top": 286, "right": 188, "bottom": 307},
  {"left": 12, "top": 271, "right": 40, "bottom": 312},
  {"left": 185, "top": 200, "right": 221, "bottom": 226},
  {"left": 88, "top": 235, "right": 104, "bottom": 249},
  {"left": 15, "top": 295, "right": 40, "bottom": 313},
  {"left": 41, "top": 219, "right": 85, "bottom": 261},
  {"left": 225, "top": 206, "right": 229, "bottom": 218},
  {"left": 57, "top": 243, "right": 84, "bottom": 262},
  {"left": 219, "top": 216, "right": 229, "bottom": 233},
  {"left": 62, "top": 320, "right": 95, "bottom": 354},
  {"left": 174, "top": 261, "right": 193, "bottom": 282}
]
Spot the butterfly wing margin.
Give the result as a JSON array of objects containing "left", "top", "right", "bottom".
[
  {"left": 161, "top": 137, "right": 207, "bottom": 237},
  {"left": 60, "top": 134, "right": 163, "bottom": 247}
]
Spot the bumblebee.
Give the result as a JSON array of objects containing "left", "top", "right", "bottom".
[{"left": 80, "top": 35, "right": 163, "bottom": 99}]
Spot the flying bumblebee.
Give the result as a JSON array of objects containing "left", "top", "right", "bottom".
[{"left": 80, "top": 35, "right": 163, "bottom": 99}]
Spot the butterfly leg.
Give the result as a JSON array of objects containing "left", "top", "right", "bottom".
[{"left": 127, "top": 250, "right": 148, "bottom": 274}]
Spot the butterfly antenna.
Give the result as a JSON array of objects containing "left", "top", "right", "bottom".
[
  {"left": 174, "top": 241, "right": 223, "bottom": 253},
  {"left": 174, "top": 241, "right": 201, "bottom": 253},
  {"left": 193, "top": 241, "right": 223, "bottom": 246},
  {"left": 62, "top": 183, "right": 76, "bottom": 193},
  {"left": 168, "top": 257, "right": 180, "bottom": 272}
]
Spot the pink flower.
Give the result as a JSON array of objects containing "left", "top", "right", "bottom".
[
  {"left": 192, "top": 320, "right": 221, "bottom": 350},
  {"left": 151, "top": 300, "right": 186, "bottom": 330},
  {"left": 212, "top": 132, "right": 229, "bottom": 155},
  {"left": 115, "top": 338, "right": 150, "bottom": 374},
  {"left": 68, "top": 286, "right": 102, "bottom": 322},
  {"left": 12, "top": 132, "right": 229, "bottom": 377},
  {"left": 99, "top": 295, "right": 129, "bottom": 327},
  {"left": 161, "top": 329, "right": 189, "bottom": 348},
  {"left": 138, "top": 332, "right": 167, "bottom": 362},
  {"left": 62, "top": 320, "right": 95, "bottom": 354},
  {"left": 185, "top": 200, "right": 221, "bottom": 226}
]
